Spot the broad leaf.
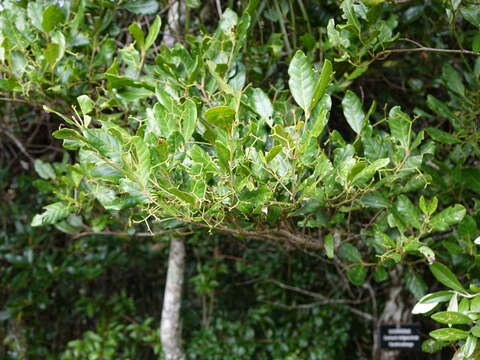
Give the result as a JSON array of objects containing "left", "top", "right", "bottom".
[
  {"left": 388, "top": 106, "right": 411, "bottom": 148},
  {"left": 288, "top": 50, "right": 314, "bottom": 116},
  {"left": 430, "top": 205, "right": 466, "bottom": 231},
  {"left": 342, "top": 90, "right": 364, "bottom": 134}
]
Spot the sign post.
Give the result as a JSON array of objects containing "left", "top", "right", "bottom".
[{"left": 380, "top": 324, "right": 421, "bottom": 350}]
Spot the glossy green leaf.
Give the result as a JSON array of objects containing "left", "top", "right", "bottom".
[
  {"left": 347, "top": 265, "right": 367, "bottom": 285},
  {"left": 338, "top": 243, "right": 362, "bottom": 263},
  {"left": 464, "top": 335, "right": 477, "bottom": 358},
  {"left": 145, "top": 16, "right": 161, "bottom": 50},
  {"left": 393, "top": 195, "right": 421, "bottom": 229},
  {"left": 324, "top": 233, "right": 334, "bottom": 259},
  {"left": 31, "top": 202, "right": 70, "bottom": 227},
  {"left": 388, "top": 106, "right": 411, "bottom": 148},
  {"left": 430, "top": 328, "right": 469, "bottom": 342},
  {"left": 215, "top": 140, "right": 230, "bottom": 171},
  {"left": 431, "top": 311, "right": 472, "bottom": 325},
  {"left": 42, "top": 5, "right": 64, "bottom": 33},
  {"left": 288, "top": 50, "right": 315, "bottom": 116},
  {"left": 250, "top": 88, "right": 273, "bottom": 124},
  {"left": 420, "top": 291, "right": 454, "bottom": 304},
  {"left": 52, "top": 129, "right": 82, "bottom": 141},
  {"left": 351, "top": 158, "right": 389, "bottom": 186},
  {"left": 128, "top": 23, "right": 145, "bottom": 51},
  {"left": 342, "top": 90, "right": 364, "bottom": 134},
  {"left": 310, "top": 59, "right": 332, "bottom": 112},
  {"left": 121, "top": 0, "right": 160, "bottom": 14},
  {"left": 265, "top": 145, "right": 282, "bottom": 163},
  {"left": 442, "top": 64, "right": 465, "bottom": 96},
  {"left": 77, "top": 95, "right": 94, "bottom": 115},
  {"left": 44, "top": 43, "right": 61, "bottom": 68},
  {"left": 182, "top": 99, "right": 197, "bottom": 141},
  {"left": 132, "top": 136, "right": 150, "bottom": 185},
  {"left": 205, "top": 106, "right": 235, "bottom": 131},
  {"left": 426, "top": 128, "right": 459, "bottom": 145},
  {"left": 429, "top": 262, "right": 466, "bottom": 293},
  {"left": 430, "top": 204, "right": 466, "bottom": 232}
]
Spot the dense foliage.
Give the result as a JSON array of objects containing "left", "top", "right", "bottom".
[{"left": 1, "top": 0, "right": 479, "bottom": 359}]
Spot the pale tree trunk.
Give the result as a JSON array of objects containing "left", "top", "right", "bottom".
[
  {"left": 373, "top": 267, "right": 410, "bottom": 360},
  {"left": 160, "top": 237, "right": 186, "bottom": 360}
]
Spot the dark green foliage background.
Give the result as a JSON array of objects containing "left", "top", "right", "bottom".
[{"left": 0, "top": 0, "right": 479, "bottom": 359}]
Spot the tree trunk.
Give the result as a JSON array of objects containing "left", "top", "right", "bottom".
[
  {"left": 373, "top": 267, "right": 410, "bottom": 360},
  {"left": 160, "top": 237, "right": 186, "bottom": 360}
]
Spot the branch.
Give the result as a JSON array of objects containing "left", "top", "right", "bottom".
[
  {"left": 268, "top": 278, "right": 368, "bottom": 305},
  {"left": 375, "top": 46, "right": 480, "bottom": 61},
  {"left": 70, "top": 228, "right": 190, "bottom": 240}
]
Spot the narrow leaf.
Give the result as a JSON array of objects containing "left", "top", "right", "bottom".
[
  {"left": 429, "top": 262, "right": 466, "bottom": 293},
  {"left": 310, "top": 59, "right": 333, "bottom": 112}
]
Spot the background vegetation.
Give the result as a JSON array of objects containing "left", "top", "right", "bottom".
[{"left": 0, "top": 0, "right": 479, "bottom": 359}]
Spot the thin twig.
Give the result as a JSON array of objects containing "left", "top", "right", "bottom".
[{"left": 375, "top": 46, "right": 480, "bottom": 61}]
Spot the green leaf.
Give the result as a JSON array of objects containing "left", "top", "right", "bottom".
[
  {"left": 77, "top": 95, "right": 94, "bottom": 115},
  {"left": 132, "top": 136, "right": 150, "bottom": 185},
  {"left": 34, "top": 160, "right": 56, "bottom": 180},
  {"left": 44, "top": 43, "right": 61, "bottom": 68},
  {"left": 205, "top": 106, "right": 235, "bottom": 131},
  {"left": 338, "top": 243, "right": 362, "bottom": 263},
  {"left": 430, "top": 328, "right": 469, "bottom": 342},
  {"left": 288, "top": 50, "right": 315, "bottom": 117},
  {"left": 461, "top": 5, "right": 480, "bottom": 27},
  {"left": 464, "top": 335, "right": 477, "bottom": 358},
  {"left": 347, "top": 265, "right": 367, "bottom": 285},
  {"left": 471, "top": 296, "right": 480, "bottom": 312},
  {"left": 31, "top": 202, "right": 70, "bottom": 227},
  {"left": 430, "top": 204, "right": 466, "bottom": 231},
  {"left": 265, "top": 145, "right": 282, "bottom": 163},
  {"left": 426, "top": 128, "right": 459, "bottom": 145},
  {"left": 145, "top": 16, "right": 161, "bottom": 50},
  {"left": 166, "top": 187, "right": 196, "bottom": 206},
  {"left": 442, "top": 64, "right": 465, "bottom": 96},
  {"left": 342, "top": 90, "right": 364, "bottom": 134},
  {"left": 426, "top": 95, "right": 461, "bottom": 129},
  {"left": 250, "top": 88, "right": 273, "bottom": 124},
  {"left": 182, "top": 99, "right": 197, "bottom": 141},
  {"left": 27, "top": 2, "right": 44, "bottom": 31},
  {"left": 215, "top": 140, "right": 230, "bottom": 171},
  {"left": 128, "top": 23, "right": 145, "bottom": 51},
  {"left": 341, "top": 0, "right": 361, "bottom": 34},
  {"left": 420, "top": 291, "right": 454, "bottom": 304},
  {"left": 121, "top": 0, "right": 160, "bottom": 14},
  {"left": 429, "top": 262, "right": 466, "bottom": 293},
  {"left": 393, "top": 195, "right": 421, "bottom": 229},
  {"left": 421, "top": 339, "right": 447, "bottom": 354},
  {"left": 238, "top": 187, "right": 272, "bottom": 205},
  {"left": 310, "top": 59, "right": 333, "bottom": 112},
  {"left": 42, "top": 5, "right": 64, "bottom": 33},
  {"left": 405, "top": 270, "right": 427, "bottom": 299},
  {"left": 43, "top": 105, "right": 76, "bottom": 126},
  {"left": 388, "top": 106, "right": 411, "bottom": 148},
  {"left": 419, "top": 196, "right": 438, "bottom": 216},
  {"left": 471, "top": 325, "right": 480, "bottom": 337},
  {"left": 52, "top": 129, "right": 82, "bottom": 140},
  {"left": 324, "top": 233, "right": 334, "bottom": 259},
  {"left": 431, "top": 311, "right": 472, "bottom": 325},
  {"left": 351, "top": 158, "right": 389, "bottom": 186}
]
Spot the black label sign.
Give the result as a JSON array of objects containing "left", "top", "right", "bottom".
[{"left": 380, "top": 324, "right": 421, "bottom": 350}]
